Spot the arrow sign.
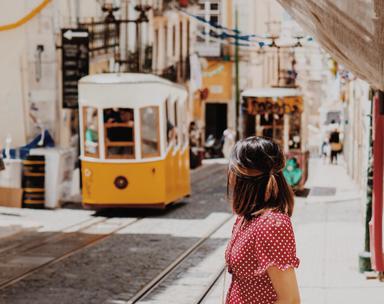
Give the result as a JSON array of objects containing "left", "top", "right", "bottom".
[
  {"left": 63, "top": 29, "right": 89, "bottom": 40},
  {"left": 61, "top": 28, "right": 89, "bottom": 108}
]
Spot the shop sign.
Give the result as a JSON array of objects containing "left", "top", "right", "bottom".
[{"left": 62, "top": 29, "right": 89, "bottom": 109}]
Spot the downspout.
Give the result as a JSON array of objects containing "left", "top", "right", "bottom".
[
  {"left": 359, "top": 89, "right": 374, "bottom": 273},
  {"left": 370, "top": 0, "right": 384, "bottom": 279},
  {"left": 370, "top": 90, "right": 384, "bottom": 280}
]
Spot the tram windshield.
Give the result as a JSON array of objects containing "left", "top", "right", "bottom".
[
  {"left": 140, "top": 106, "right": 160, "bottom": 158},
  {"left": 83, "top": 107, "right": 99, "bottom": 157},
  {"left": 103, "top": 108, "right": 135, "bottom": 159}
]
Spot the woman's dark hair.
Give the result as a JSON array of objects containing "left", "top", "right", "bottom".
[{"left": 227, "top": 136, "right": 294, "bottom": 219}]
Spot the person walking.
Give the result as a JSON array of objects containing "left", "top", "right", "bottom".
[
  {"left": 329, "top": 128, "right": 341, "bottom": 165},
  {"left": 223, "top": 128, "right": 236, "bottom": 159},
  {"left": 225, "top": 137, "right": 300, "bottom": 304}
]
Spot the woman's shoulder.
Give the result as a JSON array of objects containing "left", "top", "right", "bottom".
[{"left": 254, "top": 209, "right": 292, "bottom": 230}]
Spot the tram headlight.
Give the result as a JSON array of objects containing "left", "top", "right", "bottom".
[{"left": 114, "top": 176, "right": 128, "bottom": 190}]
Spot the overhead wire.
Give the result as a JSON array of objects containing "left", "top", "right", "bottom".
[{"left": 0, "top": 0, "right": 52, "bottom": 32}]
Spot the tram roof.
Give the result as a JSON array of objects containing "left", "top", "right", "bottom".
[
  {"left": 241, "top": 88, "right": 300, "bottom": 98},
  {"left": 79, "top": 73, "right": 185, "bottom": 90}
]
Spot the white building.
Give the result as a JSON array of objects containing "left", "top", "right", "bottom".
[{"left": 0, "top": 0, "right": 192, "bottom": 152}]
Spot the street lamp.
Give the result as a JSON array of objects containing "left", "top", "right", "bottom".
[
  {"left": 134, "top": 4, "right": 151, "bottom": 70},
  {"left": 111, "top": 4, "right": 152, "bottom": 72}
]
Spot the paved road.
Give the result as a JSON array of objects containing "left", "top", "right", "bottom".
[{"left": 0, "top": 163, "right": 231, "bottom": 304}]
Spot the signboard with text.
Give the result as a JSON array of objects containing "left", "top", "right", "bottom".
[{"left": 62, "top": 29, "right": 89, "bottom": 109}]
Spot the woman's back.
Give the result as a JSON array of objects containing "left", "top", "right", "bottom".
[{"left": 225, "top": 210, "right": 299, "bottom": 304}]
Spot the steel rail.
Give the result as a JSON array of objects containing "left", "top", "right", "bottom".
[
  {"left": 195, "top": 266, "right": 226, "bottom": 304},
  {"left": 0, "top": 217, "right": 142, "bottom": 290},
  {"left": 0, "top": 216, "right": 104, "bottom": 257},
  {"left": 126, "top": 214, "right": 233, "bottom": 304}
]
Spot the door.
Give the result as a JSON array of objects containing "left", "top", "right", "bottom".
[{"left": 205, "top": 103, "right": 227, "bottom": 140}]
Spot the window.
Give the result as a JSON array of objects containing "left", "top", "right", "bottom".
[
  {"left": 196, "top": 0, "right": 221, "bottom": 56},
  {"left": 164, "top": 25, "right": 168, "bottom": 68},
  {"left": 180, "top": 101, "right": 187, "bottom": 148},
  {"left": 210, "top": 3, "right": 219, "bottom": 10},
  {"left": 174, "top": 101, "right": 179, "bottom": 146},
  {"left": 155, "top": 29, "right": 159, "bottom": 71},
  {"left": 83, "top": 107, "right": 99, "bottom": 157},
  {"left": 179, "top": 21, "right": 184, "bottom": 77},
  {"left": 140, "top": 106, "right": 160, "bottom": 158},
  {"left": 172, "top": 25, "right": 176, "bottom": 57},
  {"left": 165, "top": 99, "right": 171, "bottom": 146},
  {"left": 210, "top": 15, "right": 218, "bottom": 24},
  {"left": 103, "top": 108, "right": 135, "bottom": 159}
]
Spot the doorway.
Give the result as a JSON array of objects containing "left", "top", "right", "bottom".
[{"left": 205, "top": 103, "right": 227, "bottom": 140}]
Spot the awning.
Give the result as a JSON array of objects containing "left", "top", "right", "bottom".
[{"left": 277, "top": 0, "right": 384, "bottom": 90}]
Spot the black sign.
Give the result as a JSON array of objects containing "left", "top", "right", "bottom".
[{"left": 62, "top": 29, "right": 89, "bottom": 109}]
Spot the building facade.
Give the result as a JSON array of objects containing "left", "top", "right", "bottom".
[{"left": 0, "top": 0, "right": 194, "bottom": 152}]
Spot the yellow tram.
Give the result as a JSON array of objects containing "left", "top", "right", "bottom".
[{"left": 78, "top": 73, "right": 190, "bottom": 208}]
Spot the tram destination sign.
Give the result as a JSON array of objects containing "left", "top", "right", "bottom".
[{"left": 62, "top": 29, "right": 89, "bottom": 109}]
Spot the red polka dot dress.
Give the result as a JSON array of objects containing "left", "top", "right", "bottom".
[{"left": 225, "top": 210, "right": 300, "bottom": 304}]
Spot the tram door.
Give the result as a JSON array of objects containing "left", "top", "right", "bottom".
[{"left": 205, "top": 103, "right": 227, "bottom": 140}]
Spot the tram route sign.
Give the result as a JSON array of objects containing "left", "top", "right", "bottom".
[{"left": 62, "top": 28, "right": 89, "bottom": 109}]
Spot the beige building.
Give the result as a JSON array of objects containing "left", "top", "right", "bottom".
[{"left": 0, "top": 0, "right": 193, "bottom": 152}]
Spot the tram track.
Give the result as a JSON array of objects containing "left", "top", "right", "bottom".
[
  {"left": 124, "top": 213, "right": 233, "bottom": 304},
  {"left": 0, "top": 216, "right": 143, "bottom": 290},
  {"left": 0, "top": 162, "right": 231, "bottom": 303},
  {"left": 191, "top": 164, "right": 227, "bottom": 195},
  {"left": 195, "top": 266, "right": 226, "bottom": 304},
  {"left": 0, "top": 216, "right": 104, "bottom": 258}
]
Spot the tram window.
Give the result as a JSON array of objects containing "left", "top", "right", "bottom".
[
  {"left": 165, "top": 99, "right": 171, "bottom": 146},
  {"left": 83, "top": 107, "right": 99, "bottom": 157},
  {"left": 174, "top": 101, "right": 179, "bottom": 146},
  {"left": 180, "top": 102, "right": 187, "bottom": 147},
  {"left": 103, "top": 108, "right": 135, "bottom": 159},
  {"left": 140, "top": 106, "right": 160, "bottom": 158}
]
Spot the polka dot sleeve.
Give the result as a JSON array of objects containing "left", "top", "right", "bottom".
[{"left": 254, "top": 214, "right": 300, "bottom": 275}]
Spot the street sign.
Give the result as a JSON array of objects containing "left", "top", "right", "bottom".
[{"left": 62, "top": 28, "right": 89, "bottom": 109}]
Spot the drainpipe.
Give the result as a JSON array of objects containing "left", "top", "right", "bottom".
[
  {"left": 370, "top": 90, "right": 384, "bottom": 280},
  {"left": 359, "top": 89, "right": 374, "bottom": 273}
]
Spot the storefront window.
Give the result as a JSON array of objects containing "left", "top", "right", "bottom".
[
  {"left": 83, "top": 107, "right": 99, "bottom": 157},
  {"left": 103, "top": 108, "right": 135, "bottom": 159},
  {"left": 141, "top": 106, "right": 160, "bottom": 158}
]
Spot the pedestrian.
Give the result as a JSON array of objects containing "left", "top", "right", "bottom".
[
  {"left": 222, "top": 128, "right": 236, "bottom": 159},
  {"left": 329, "top": 128, "right": 341, "bottom": 165},
  {"left": 225, "top": 136, "right": 300, "bottom": 304},
  {"left": 321, "top": 140, "right": 329, "bottom": 163}
]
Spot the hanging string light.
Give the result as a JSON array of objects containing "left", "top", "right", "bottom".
[{"left": 179, "top": 8, "right": 314, "bottom": 47}]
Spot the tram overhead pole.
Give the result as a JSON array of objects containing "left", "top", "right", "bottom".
[{"left": 234, "top": 2, "right": 240, "bottom": 140}]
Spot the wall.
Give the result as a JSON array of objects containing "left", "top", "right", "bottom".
[
  {"left": 0, "top": 0, "right": 56, "bottom": 147},
  {"left": 343, "top": 79, "right": 370, "bottom": 189}
]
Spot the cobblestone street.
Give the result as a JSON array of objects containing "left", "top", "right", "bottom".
[
  {"left": 203, "top": 158, "right": 384, "bottom": 304},
  {"left": 0, "top": 163, "right": 232, "bottom": 304},
  {"left": 0, "top": 159, "right": 383, "bottom": 303}
]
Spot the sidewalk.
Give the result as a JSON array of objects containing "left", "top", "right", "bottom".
[{"left": 204, "top": 158, "right": 384, "bottom": 304}]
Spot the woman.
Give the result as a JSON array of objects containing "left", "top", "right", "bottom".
[
  {"left": 329, "top": 128, "right": 341, "bottom": 165},
  {"left": 225, "top": 137, "right": 300, "bottom": 304}
]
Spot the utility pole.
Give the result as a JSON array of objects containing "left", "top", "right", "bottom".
[{"left": 234, "top": 2, "right": 240, "bottom": 140}]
